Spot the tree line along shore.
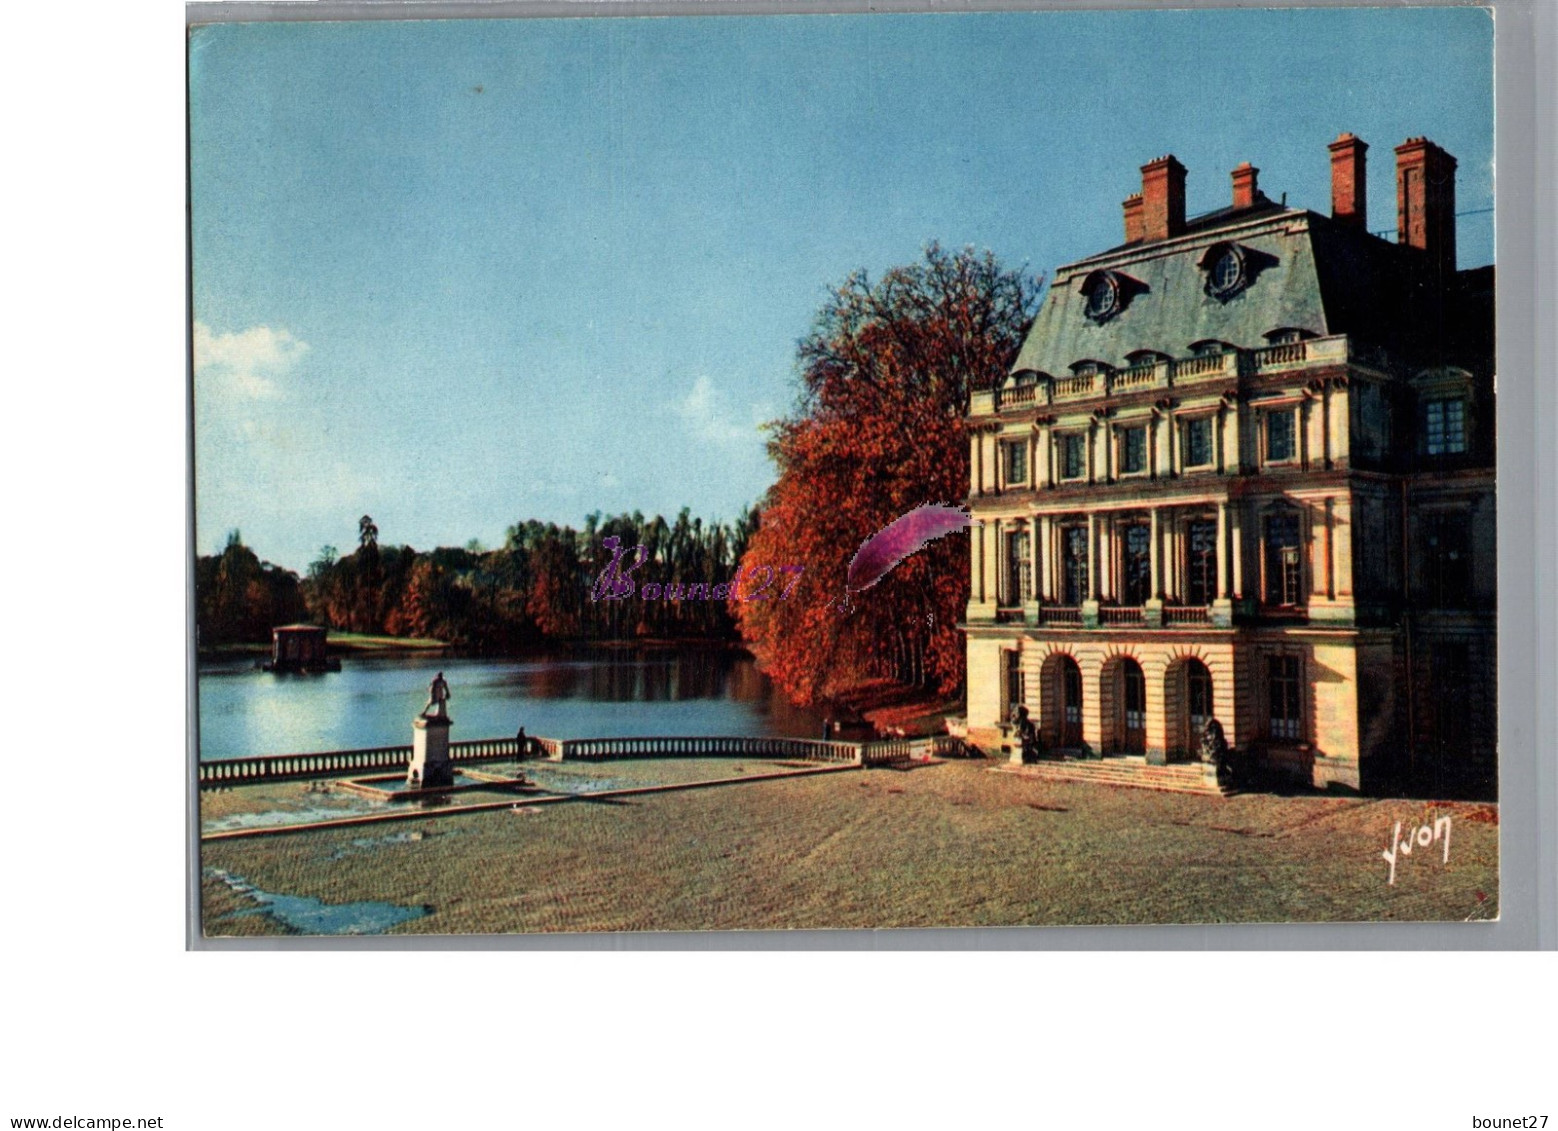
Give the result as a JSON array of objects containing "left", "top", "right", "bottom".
[{"left": 195, "top": 245, "right": 1042, "bottom": 721}]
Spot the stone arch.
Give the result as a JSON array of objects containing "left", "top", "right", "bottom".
[
  {"left": 1099, "top": 650, "right": 1147, "bottom": 755},
  {"left": 1037, "top": 648, "right": 1084, "bottom": 751},
  {"left": 1164, "top": 650, "right": 1216, "bottom": 760}
]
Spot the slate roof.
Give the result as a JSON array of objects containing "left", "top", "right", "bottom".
[{"left": 1009, "top": 203, "right": 1486, "bottom": 378}]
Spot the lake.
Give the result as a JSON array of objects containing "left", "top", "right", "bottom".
[{"left": 195, "top": 648, "right": 828, "bottom": 761}]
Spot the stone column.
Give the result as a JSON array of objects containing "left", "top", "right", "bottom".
[
  {"left": 972, "top": 519, "right": 985, "bottom": 604},
  {"left": 1300, "top": 397, "right": 1313, "bottom": 470},
  {"left": 1039, "top": 514, "right": 1054, "bottom": 601},
  {"left": 1216, "top": 501, "right": 1230, "bottom": 599},
  {"left": 1322, "top": 497, "right": 1335, "bottom": 599},
  {"left": 1145, "top": 507, "right": 1165, "bottom": 627},
  {"left": 1230, "top": 502, "right": 1245, "bottom": 600},
  {"left": 1330, "top": 383, "right": 1351, "bottom": 466},
  {"left": 990, "top": 523, "right": 1003, "bottom": 607},
  {"left": 1332, "top": 497, "right": 1353, "bottom": 598},
  {"left": 1149, "top": 508, "right": 1162, "bottom": 597},
  {"left": 1087, "top": 514, "right": 1100, "bottom": 600},
  {"left": 1028, "top": 516, "right": 1042, "bottom": 609},
  {"left": 1082, "top": 513, "right": 1101, "bottom": 626},
  {"left": 1212, "top": 501, "right": 1233, "bottom": 627}
]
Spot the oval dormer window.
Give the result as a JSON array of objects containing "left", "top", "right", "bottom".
[
  {"left": 1208, "top": 246, "right": 1245, "bottom": 299},
  {"left": 1084, "top": 272, "right": 1121, "bottom": 322}
]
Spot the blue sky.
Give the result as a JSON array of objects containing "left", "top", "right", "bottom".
[{"left": 189, "top": 8, "right": 1494, "bottom": 573}]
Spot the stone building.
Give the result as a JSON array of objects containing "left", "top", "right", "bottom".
[{"left": 963, "top": 134, "right": 1495, "bottom": 798}]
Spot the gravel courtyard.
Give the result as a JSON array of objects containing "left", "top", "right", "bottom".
[{"left": 199, "top": 759, "right": 1498, "bottom": 936}]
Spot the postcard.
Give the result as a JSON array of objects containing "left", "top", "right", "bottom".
[{"left": 190, "top": 7, "right": 1498, "bottom": 937}]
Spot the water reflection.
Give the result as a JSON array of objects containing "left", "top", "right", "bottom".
[{"left": 197, "top": 647, "right": 825, "bottom": 760}]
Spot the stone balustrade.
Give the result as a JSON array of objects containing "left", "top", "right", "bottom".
[
  {"left": 198, "top": 732, "right": 953, "bottom": 787},
  {"left": 199, "top": 737, "right": 531, "bottom": 787},
  {"left": 983, "top": 334, "right": 1358, "bottom": 415}
]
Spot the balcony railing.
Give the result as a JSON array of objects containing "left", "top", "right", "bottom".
[
  {"left": 978, "top": 334, "right": 1361, "bottom": 415},
  {"left": 976, "top": 603, "right": 1227, "bottom": 629},
  {"left": 1034, "top": 606, "right": 1082, "bottom": 626}
]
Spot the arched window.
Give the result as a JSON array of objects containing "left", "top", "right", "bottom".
[
  {"left": 1122, "top": 660, "right": 1146, "bottom": 752},
  {"left": 1186, "top": 660, "right": 1213, "bottom": 743}
]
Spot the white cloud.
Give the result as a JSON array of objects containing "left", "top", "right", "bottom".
[
  {"left": 193, "top": 321, "right": 310, "bottom": 400},
  {"left": 673, "top": 375, "right": 769, "bottom": 451}
]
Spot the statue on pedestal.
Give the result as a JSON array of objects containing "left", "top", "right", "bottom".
[
  {"left": 1200, "top": 717, "right": 1229, "bottom": 783},
  {"left": 410, "top": 672, "right": 455, "bottom": 788},
  {"left": 1011, "top": 704, "right": 1041, "bottom": 763},
  {"left": 422, "top": 671, "right": 451, "bottom": 720}
]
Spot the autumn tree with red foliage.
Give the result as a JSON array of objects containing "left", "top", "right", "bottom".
[{"left": 735, "top": 244, "right": 1040, "bottom": 706}]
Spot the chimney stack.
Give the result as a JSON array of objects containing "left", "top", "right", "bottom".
[
  {"left": 1395, "top": 136, "right": 1457, "bottom": 277},
  {"left": 1122, "top": 193, "right": 1145, "bottom": 243},
  {"left": 1231, "top": 162, "right": 1260, "bottom": 210},
  {"left": 1328, "top": 133, "right": 1368, "bottom": 229},
  {"left": 1140, "top": 155, "right": 1187, "bottom": 241}
]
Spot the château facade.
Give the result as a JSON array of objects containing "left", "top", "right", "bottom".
[{"left": 963, "top": 134, "right": 1495, "bottom": 798}]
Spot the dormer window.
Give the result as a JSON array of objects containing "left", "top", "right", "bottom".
[
  {"left": 1189, "top": 340, "right": 1231, "bottom": 358},
  {"left": 1070, "top": 359, "right": 1111, "bottom": 377},
  {"left": 1263, "top": 327, "right": 1317, "bottom": 345},
  {"left": 1199, "top": 242, "right": 1249, "bottom": 301},
  {"left": 1423, "top": 397, "right": 1468, "bottom": 456},
  {"left": 1124, "top": 350, "right": 1171, "bottom": 367},
  {"left": 1081, "top": 270, "right": 1122, "bottom": 322}
]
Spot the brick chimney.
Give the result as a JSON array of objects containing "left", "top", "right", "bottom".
[
  {"left": 1122, "top": 193, "right": 1145, "bottom": 243},
  {"left": 1328, "top": 133, "right": 1368, "bottom": 229},
  {"left": 1231, "top": 162, "right": 1260, "bottom": 210},
  {"left": 1395, "top": 136, "right": 1457, "bottom": 276},
  {"left": 1140, "top": 155, "right": 1187, "bottom": 241}
]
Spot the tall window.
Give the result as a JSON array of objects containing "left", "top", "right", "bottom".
[
  {"left": 1266, "top": 409, "right": 1297, "bottom": 463},
  {"left": 1006, "top": 530, "right": 1032, "bottom": 605},
  {"left": 1263, "top": 510, "right": 1303, "bottom": 606},
  {"left": 1121, "top": 523, "right": 1151, "bottom": 606},
  {"left": 1004, "top": 651, "right": 1025, "bottom": 718},
  {"left": 1186, "top": 520, "right": 1218, "bottom": 606},
  {"left": 1060, "top": 434, "right": 1087, "bottom": 480},
  {"left": 1186, "top": 660, "right": 1213, "bottom": 742},
  {"left": 1183, "top": 417, "right": 1214, "bottom": 468},
  {"left": 1062, "top": 525, "right": 1089, "bottom": 606},
  {"left": 1003, "top": 439, "right": 1028, "bottom": 486},
  {"left": 1423, "top": 397, "right": 1467, "bottom": 456},
  {"left": 1123, "top": 662, "right": 1145, "bottom": 731},
  {"left": 1121, "top": 426, "right": 1147, "bottom": 474},
  {"left": 1267, "top": 655, "right": 1303, "bottom": 741},
  {"left": 1424, "top": 512, "right": 1471, "bottom": 607},
  {"left": 1061, "top": 659, "right": 1083, "bottom": 745}
]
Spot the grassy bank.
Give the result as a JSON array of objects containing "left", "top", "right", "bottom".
[{"left": 201, "top": 761, "right": 1497, "bottom": 935}]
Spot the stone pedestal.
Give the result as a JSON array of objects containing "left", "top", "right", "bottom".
[{"left": 409, "top": 715, "right": 454, "bottom": 788}]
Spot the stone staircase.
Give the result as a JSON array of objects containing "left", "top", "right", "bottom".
[{"left": 996, "top": 757, "right": 1235, "bottom": 797}]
